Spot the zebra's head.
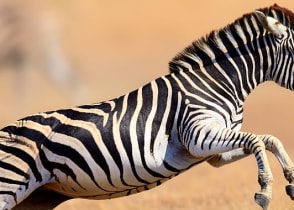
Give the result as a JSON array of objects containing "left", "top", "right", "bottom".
[{"left": 255, "top": 6, "right": 294, "bottom": 90}]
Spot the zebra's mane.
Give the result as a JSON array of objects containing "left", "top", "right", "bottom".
[{"left": 169, "top": 4, "right": 294, "bottom": 73}]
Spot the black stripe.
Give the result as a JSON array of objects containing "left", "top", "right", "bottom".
[
  {"left": 120, "top": 91, "right": 150, "bottom": 184},
  {"left": 2, "top": 124, "right": 48, "bottom": 148},
  {"left": 208, "top": 131, "right": 219, "bottom": 150},
  {"left": 39, "top": 150, "right": 85, "bottom": 190},
  {"left": 0, "top": 177, "right": 28, "bottom": 189},
  {"left": 0, "top": 144, "right": 42, "bottom": 182},
  {"left": 0, "top": 191, "right": 17, "bottom": 203},
  {"left": 163, "top": 160, "right": 180, "bottom": 173},
  {"left": 150, "top": 79, "right": 167, "bottom": 156},
  {"left": 78, "top": 102, "right": 113, "bottom": 112},
  {"left": 137, "top": 81, "right": 166, "bottom": 178},
  {"left": 201, "top": 130, "right": 211, "bottom": 150},
  {"left": 99, "top": 99, "right": 133, "bottom": 187},
  {"left": 0, "top": 160, "right": 29, "bottom": 179},
  {"left": 20, "top": 115, "right": 60, "bottom": 129}
]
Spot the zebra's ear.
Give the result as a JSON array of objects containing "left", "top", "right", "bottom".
[{"left": 255, "top": 11, "right": 287, "bottom": 38}]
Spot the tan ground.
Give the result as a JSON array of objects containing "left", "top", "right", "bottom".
[{"left": 1, "top": 0, "right": 294, "bottom": 209}]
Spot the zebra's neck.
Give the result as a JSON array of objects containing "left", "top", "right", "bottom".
[
  {"left": 171, "top": 17, "right": 274, "bottom": 99},
  {"left": 168, "top": 5, "right": 294, "bottom": 105}
]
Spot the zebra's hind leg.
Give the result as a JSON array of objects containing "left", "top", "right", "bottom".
[
  {"left": 0, "top": 181, "right": 29, "bottom": 210},
  {"left": 0, "top": 171, "right": 44, "bottom": 210},
  {"left": 259, "top": 135, "right": 294, "bottom": 200},
  {"left": 0, "top": 171, "right": 50, "bottom": 210},
  {"left": 0, "top": 136, "right": 50, "bottom": 209}
]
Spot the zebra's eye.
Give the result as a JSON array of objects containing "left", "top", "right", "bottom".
[{"left": 278, "top": 34, "right": 285, "bottom": 39}]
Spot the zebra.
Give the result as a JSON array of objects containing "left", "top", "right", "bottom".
[{"left": 0, "top": 4, "right": 294, "bottom": 210}]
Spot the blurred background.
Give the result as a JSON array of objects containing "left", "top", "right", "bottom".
[{"left": 0, "top": 0, "right": 294, "bottom": 209}]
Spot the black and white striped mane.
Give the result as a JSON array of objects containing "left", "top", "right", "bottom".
[{"left": 169, "top": 4, "right": 294, "bottom": 74}]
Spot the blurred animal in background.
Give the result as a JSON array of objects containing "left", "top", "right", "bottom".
[{"left": 0, "top": 0, "right": 85, "bottom": 108}]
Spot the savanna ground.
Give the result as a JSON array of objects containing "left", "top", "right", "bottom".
[{"left": 1, "top": 0, "right": 294, "bottom": 209}]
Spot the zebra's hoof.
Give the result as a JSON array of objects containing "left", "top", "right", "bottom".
[
  {"left": 254, "top": 192, "right": 270, "bottom": 210},
  {"left": 286, "top": 184, "right": 294, "bottom": 200}
]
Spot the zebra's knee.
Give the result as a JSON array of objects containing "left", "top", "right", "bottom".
[
  {"left": 244, "top": 135, "right": 266, "bottom": 153},
  {"left": 259, "top": 135, "right": 282, "bottom": 151}
]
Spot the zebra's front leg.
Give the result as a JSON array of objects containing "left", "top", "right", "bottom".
[
  {"left": 259, "top": 135, "right": 294, "bottom": 200},
  {"left": 182, "top": 123, "right": 273, "bottom": 210}
]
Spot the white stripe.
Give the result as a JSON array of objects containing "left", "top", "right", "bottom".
[
  {"left": 143, "top": 78, "right": 173, "bottom": 176},
  {"left": 129, "top": 87, "right": 155, "bottom": 182},
  {"left": 112, "top": 92, "right": 146, "bottom": 186}
]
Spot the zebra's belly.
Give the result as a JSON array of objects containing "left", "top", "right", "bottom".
[
  {"left": 42, "top": 152, "right": 199, "bottom": 199},
  {"left": 44, "top": 172, "right": 179, "bottom": 199},
  {"left": 42, "top": 158, "right": 188, "bottom": 199}
]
